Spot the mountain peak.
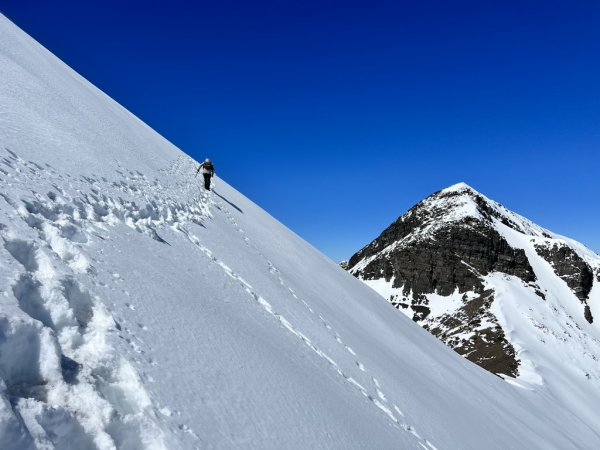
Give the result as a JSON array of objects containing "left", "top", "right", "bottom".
[
  {"left": 416, "top": 183, "right": 552, "bottom": 240},
  {"left": 440, "top": 182, "right": 478, "bottom": 194},
  {"left": 347, "top": 178, "right": 600, "bottom": 403}
]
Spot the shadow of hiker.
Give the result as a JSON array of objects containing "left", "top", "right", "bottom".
[{"left": 214, "top": 191, "right": 243, "bottom": 214}]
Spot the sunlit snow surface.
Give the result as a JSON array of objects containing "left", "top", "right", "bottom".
[{"left": 1, "top": 13, "right": 600, "bottom": 449}]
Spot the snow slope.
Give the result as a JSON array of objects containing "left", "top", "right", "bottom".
[{"left": 1, "top": 13, "right": 599, "bottom": 449}]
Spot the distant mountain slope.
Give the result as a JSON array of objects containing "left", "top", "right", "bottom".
[
  {"left": 347, "top": 182, "right": 600, "bottom": 433},
  {"left": 1, "top": 12, "right": 600, "bottom": 449}
]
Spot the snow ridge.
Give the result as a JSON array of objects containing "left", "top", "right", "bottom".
[{"left": 352, "top": 182, "right": 598, "bottom": 273}]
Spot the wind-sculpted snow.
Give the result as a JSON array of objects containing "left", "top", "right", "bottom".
[{"left": 2, "top": 11, "right": 600, "bottom": 449}]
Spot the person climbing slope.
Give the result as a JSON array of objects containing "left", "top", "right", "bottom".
[{"left": 196, "top": 158, "right": 215, "bottom": 190}]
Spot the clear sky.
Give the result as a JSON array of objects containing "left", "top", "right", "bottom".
[{"left": 2, "top": 1, "right": 599, "bottom": 262}]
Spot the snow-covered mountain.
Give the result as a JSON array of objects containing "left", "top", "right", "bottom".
[
  {"left": 347, "top": 182, "right": 600, "bottom": 436},
  {"left": 1, "top": 12, "right": 599, "bottom": 449}
]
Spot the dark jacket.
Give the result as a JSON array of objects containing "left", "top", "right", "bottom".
[{"left": 197, "top": 161, "right": 215, "bottom": 176}]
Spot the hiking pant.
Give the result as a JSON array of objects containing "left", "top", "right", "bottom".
[{"left": 203, "top": 173, "right": 212, "bottom": 190}]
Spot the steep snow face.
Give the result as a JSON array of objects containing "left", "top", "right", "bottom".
[
  {"left": 348, "top": 182, "right": 600, "bottom": 436},
  {"left": 2, "top": 13, "right": 600, "bottom": 449}
]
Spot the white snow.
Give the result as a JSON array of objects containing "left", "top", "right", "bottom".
[
  {"left": 361, "top": 279, "right": 470, "bottom": 321},
  {"left": 490, "top": 219, "right": 600, "bottom": 431},
  {"left": 424, "top": 288, "right": 470, "bottom": 318},
  {"left": 1, "top": 11, "right": 600, "bottom": 449},
  {"left": 440, "top": 182, "right": 473, "bottom": 193},
  {"left": 361, "top": 277, "right": 399, "bottom": 302}
]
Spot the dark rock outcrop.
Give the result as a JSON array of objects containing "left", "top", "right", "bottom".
[
  {"left": 584, "top": 305, "right": 594, "bottom": 324},
  {"left": 535, "top": 243, "right": 594, "bottom": 323},
  {"left": 424, "top": 290, "right": 519, "bottom": 377},
  {"left": 353, "top": 221, "right": 535, "bottom": 300},
  {"left": 535, "top": 243, "right": 594, "bottom": 301}
]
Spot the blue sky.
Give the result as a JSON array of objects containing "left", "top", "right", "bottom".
[{"left": 2, "top": 1, "right": 599, "bottom": 261}]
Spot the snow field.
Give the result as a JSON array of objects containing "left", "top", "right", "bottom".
[{"left": 491, "top": 220, "right": 600, "bottom": 431}]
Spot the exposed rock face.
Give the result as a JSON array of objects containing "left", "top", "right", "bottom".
[
  {"left": 346, "top": 183, "right": 600, "bottom": 378},
  {"left": 534, "top": 243, "right": 595, "bottom": 323},
  {"left": 352, "top": 222, "right": 535, "bottom": 300},
  {"left": 422, "top": 290, "right": 519, "bottom": 377},
  {"left": 585, "top": 305, "right": 594, "bottom": 324}
]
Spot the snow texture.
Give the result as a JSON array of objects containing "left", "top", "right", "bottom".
[{"left": 1, "top": 13, "right": 599, "bottom": 449}]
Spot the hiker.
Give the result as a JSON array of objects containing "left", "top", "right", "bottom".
[{"left": 196, "top": 158, "right": 215, "bottom": 190}]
